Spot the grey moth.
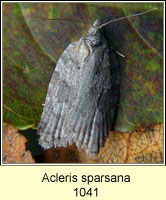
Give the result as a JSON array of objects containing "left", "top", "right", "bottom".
[{"left": 37, "top": 8, "right": 157, "bottom": 155}]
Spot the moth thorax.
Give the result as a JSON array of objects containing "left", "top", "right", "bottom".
[{"left": 86, "top": 20, "right": 102, "bottom": 49}]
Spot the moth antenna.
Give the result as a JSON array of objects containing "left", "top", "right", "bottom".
[
  {"left": 99, "top": 7, "right": 157, "bottom": 29},
  {"left": 31, "top": 16, "right": 85, "bottom": 24}
]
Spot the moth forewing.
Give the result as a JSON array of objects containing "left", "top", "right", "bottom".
[{"left": 38, "top": 8, "right": 158, "bottom": 155}]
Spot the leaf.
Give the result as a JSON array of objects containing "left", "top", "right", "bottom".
[
  {"left": 3, "top": 125, "right": 35, "bottom": 163},
  {"left": 79, "top": 124, "right": 163, "bottom": 163},
  {"left": 3, "top": 3, "right": 56, "bottom": 129},
  {"left": 39, "top": 145, "right": 80, "bottom": 163},
  {"left": 2, "top": 124, "right": 163, "bottom": 164},
  {"left": 3, "top": 3, "right": 163, "bottom": 131}
]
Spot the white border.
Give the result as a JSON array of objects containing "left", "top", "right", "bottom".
[{"left": 1, "top": 1, "right": 165, "bottom": 166}]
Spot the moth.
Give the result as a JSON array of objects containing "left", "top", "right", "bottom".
[{"left": 38, "top": 8, "right": 157, "bottom": 155}]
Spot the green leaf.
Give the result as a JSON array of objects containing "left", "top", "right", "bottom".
[
  {"left": 3, "top": 3, "right": 163, "bottom": 131},
  {"left": 3, "top": 3, "right": 56, "bottom": 129}
]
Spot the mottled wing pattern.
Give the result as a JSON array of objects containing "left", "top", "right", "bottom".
[
  {"left": 60, "top": 42, "right": 113, "bottom": 154},
  {"left": 38, "top": 41, "right": 79, "bottom": 149},
  {"left": 38, "top": 37, "right": 114, "bottom": 154}
]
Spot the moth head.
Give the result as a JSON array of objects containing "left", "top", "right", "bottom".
[
  {"left": 85, "top": 19, "right": 103, "bottom": 50},
  {"left": 88, "top": 19, "right": 101, "bottom": 35},
  {"left": 85, "top": 8, "right": 157, "bottom": 50}
]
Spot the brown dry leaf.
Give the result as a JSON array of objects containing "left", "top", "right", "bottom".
[
  {"left": 3, "top": 125, "right": 35, "bottom": 164},
  {"left": 2, "top": 124, "right": 163, "bottom": 164},
  {"left": 79, "top": 124, "right": 163, "bottom": 164},
  {"left": 40, "top": 145, "right": 80, "bottom": 163}
]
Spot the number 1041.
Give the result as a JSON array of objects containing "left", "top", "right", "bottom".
[{"left": 74, "top": 188, "right": 98, "bottom": 197}]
